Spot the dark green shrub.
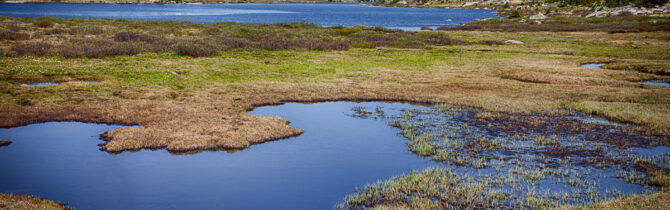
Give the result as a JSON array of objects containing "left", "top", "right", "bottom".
[{"left": 508, "top": 10, "right": 521, "bottom": 19}]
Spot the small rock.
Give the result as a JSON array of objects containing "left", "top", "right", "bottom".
[
  {"left": 463, "top": 2, "right": 478, "bottom": 7},
  {"left": 0, "top": 140, "right": 12, "bottom": 147},
  {"left": 528, "top": 13, "right": 547, "bottom": 20},
  {"left": 614, "top": 40, "right": 633, "bottom": 45},
  {"left": 534, "top": 20, "right": 542, "bottom": 25},
  {"left": 505, "top": 40, "right": 524, "bottom": 44},
  {"left": 420, "top": 26, "right": 433, "bottom": 31},
  {"left": 171, "top": 71, "right": 179, "bottom": 75}
]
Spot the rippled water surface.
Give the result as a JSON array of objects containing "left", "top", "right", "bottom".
[{"left": 0, "top": 3, "right": 497, "bottom": 30}]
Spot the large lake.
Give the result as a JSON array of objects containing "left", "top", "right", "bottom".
[{"left": 0, "top": 3, "right": 497, "bottom": 30}]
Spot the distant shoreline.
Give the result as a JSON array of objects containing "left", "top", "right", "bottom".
[{"left": 0, "top": 0, "right": 356, "bottom": 4}]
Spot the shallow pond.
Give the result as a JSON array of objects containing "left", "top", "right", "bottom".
[
  {"left": 1, "top": 102, "right": 667, "bottom": 209},
  {"left": 0, "top": 102, "right": 439, "bottom": 209},
  {"left": 639, "top": 81, "right": 670, "bottom": 87},
  {"left": 0, "top": 3, "right": 497, "bottom": 30},
  {"left": 581, "top": 63, "right": 605, "bottom": 69},
  {"left": 26, "top": 82, "right": 57, "bottom": 87}
]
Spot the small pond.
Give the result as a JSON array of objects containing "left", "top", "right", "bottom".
[
  {"left": 1, "top": 102, "right": 668, "bottom": 209},
  {"left": 581, "top": 63, "right": 605, "bottom": 69},
  {"left": 639, "top": 81, "right": 670, "bottom": 87},
  {"left": 26, "top": 82, "right": 57, "bottom": 87},
  {"left": 0, "top": 102, "right": 439, "bottom": 209}
]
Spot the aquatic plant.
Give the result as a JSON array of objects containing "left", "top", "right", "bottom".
[{"left": 341, "top": 104, "right": 670, "bottom": 209}]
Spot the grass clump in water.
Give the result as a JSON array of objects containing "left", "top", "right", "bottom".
[{"left": 343, "top": 104, "right": 670, "bottom": 209}]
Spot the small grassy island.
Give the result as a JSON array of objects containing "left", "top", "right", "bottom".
[{"left": 1, "top": 13, "right": 669, "bottom": 208}]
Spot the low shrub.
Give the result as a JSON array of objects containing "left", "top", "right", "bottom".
[
  {"left": 335, "top": 27, "right": 363, "bottom": 36},
  {"left": 11, "top": 42, "right": 52, "bottom": 56},
  {"left": 173, "top": 40, "right": 219, "bottom": 57},
  {"left": 478, "top": 40, "right": 505, "bottom": 46},
  {"left": 0, "top": 30, "right": 31, "bottom": 41},
  {"left": 215, "top": 35, "right": 253, "bottom": 50},
  {"left": 276, "top": 22, "right": 319, "bottom": 29},
  {"left": 327, "top": 39, "right": 351, "bottom": 50},
  {"left": 201, "top": 27, "right": 221, "bottom": 35},
  {"left": 44, "top": 28, "right": 67, "bottom": 35},
  {"left": 35, "top": 19, "right": 55, "bottom": 28},
  {"left": 508, "top": 10, "right": 521, "bottom": 19},
  {"left": 59, "top": 39, "right": 141, "bottom": 58},
  {"left": 114, "top": 31, "right": 156, "bottom": 42},
  {"left": 420, "top": 33, "right": 455, "bottom": 45},
  {"left": 68, "top": 26, "right": 104, "bottom": 35}
]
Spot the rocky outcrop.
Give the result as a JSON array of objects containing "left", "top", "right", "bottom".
[
  {"left": 586, "top": 4, "right": 670, "bottom": 17},
  {"left": 528, "top": 13, "right": 547, "bottom": 19}
]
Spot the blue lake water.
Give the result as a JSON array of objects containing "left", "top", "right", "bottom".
[
  {"left": 0, "top": 3, "right": 497, "bottom": 30},
  {"left": 0, "top": 102, "right": 439, "bottom": 209},
  {"left": 639, "top": 81, "right": 670, "bottom": 87}
]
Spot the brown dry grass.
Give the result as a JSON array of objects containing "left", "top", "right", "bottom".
[
  {"left": 559, "top": 190, "right": 670, "bottom": 210},
  {"left": 1, "top": 17, "right": 669, "bottom": 155},
  {"left": 0, "top": 193, "right": 67, "bottom": 210}
]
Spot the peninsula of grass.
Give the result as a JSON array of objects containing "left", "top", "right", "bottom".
[
  {"left": 1, "top": 15, "right": 670, "bottom": 208},
  {"left": 0, "top": 193, "right": 68, "bottom": 210}
]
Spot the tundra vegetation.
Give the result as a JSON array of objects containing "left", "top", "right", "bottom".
[
  {"left": 375, "top": 0, "right": 670, "bottom": 17},
  {"left": 0, "top": 16, "right": 669, "bottom": 207},
  {"left": 0, "top": 193, "right": 67, "bottom": 210},
  {"left": 340, "top": 104, "right": 669, "bottom": 208}
]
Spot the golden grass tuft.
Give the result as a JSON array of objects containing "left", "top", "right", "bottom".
[{"left": 0, "top": 193, "right": 68, "bottom": 210}]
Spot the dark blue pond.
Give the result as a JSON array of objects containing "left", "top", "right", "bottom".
[
  {"left": 0, "top": 102, "right": 439, "bottom": 209},
  {"left": 0, "top": 3, "right": 497, "bottom": 30}
]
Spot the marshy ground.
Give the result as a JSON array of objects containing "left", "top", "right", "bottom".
[
  {"left": 1, "top": 16, "right": 670, "bottom": 208},
  {"left": 340, "top": 104, "right": 669, "bottom": 208}
]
